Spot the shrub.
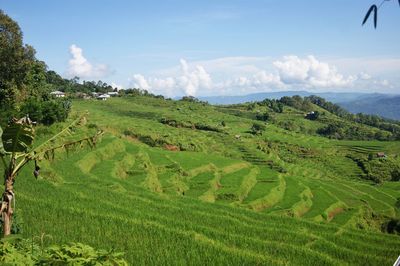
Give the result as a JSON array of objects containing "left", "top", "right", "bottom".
[
  {"left": 19, "top": 98, "right": 71, "bottom": 125},
  {"left": 39, "top": 242, "right": 128, "bottom": 265},
  {"left": 256, "top": 111, "right": 270, "bottom": 122},
  {"left": 251, "top": 123, "right": 266, "bottom": 135},
  {"left": 19, "top": 98, "right": 43, "bottom": 122},
  {"left": 0, "top": 238, "right": 128, "bottom": 265}
]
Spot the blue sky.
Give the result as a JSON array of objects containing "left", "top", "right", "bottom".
[{"left": 1, "top": 0, "right": 400, "bottom": 96}]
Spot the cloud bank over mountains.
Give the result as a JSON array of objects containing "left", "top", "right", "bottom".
[
  {"left": 64, "top": 45, "right": 395, "bottom": 96},
  {"left": 130, "top": 55, "right": 392, "bottom": 97}
]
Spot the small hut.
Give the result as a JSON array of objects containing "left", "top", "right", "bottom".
[{"left": 376, "top": 152, "right": 387, "bottom": 158}]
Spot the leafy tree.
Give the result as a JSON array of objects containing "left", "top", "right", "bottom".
[
  {"left": 0, "top": 10, "right": 36, "bottom": 115},
  {"left": 24, "top": 60, "right": 52, "bottom": 100},
  {"left": 0, "top": 115, "right": 102, "bottom": 236},
  {"left": 246, "top": 103, "right": 257, "bottom": 111},
  {"left": 256, "top": 111, "right": 270, "bottom": 122},
  {"left": 0, "top": 9, "right": 71, "bottom": 126},
  {"left": 19, "top": 98, "right": 71, "bottom": 125},
  {"left": 317, "top": 123, "right": 344, "bottom": 139},
  {"left": 279, "top": 96, "right": 312, "bottom": 112},
  {"left": 19, "top": 98, "right": 43, "bottom": 122}
]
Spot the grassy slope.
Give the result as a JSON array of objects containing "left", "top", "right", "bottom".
[{"left": 7, "top": 97, "right": 400, "bottom": 265}]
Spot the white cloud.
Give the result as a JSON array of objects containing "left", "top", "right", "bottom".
[
  {"left": 358, "top": 72, "right": 372, "bottom": 80},
  {"left": 129, "top": 55, "right": 397, "bottom": 96},
  {"left": 111, "top": 82, "right": 124, "bottom": 91},
  {"left": 66, "top": 44, "right": 110, "bottom": 79},
  {"left": 131, "top": 74, "right": 150, "bottom": 91},
  {"left": 273, "top": 55, "right": 355, "bottom": 88},
  {"left": 130, "top": 59, "right": 212, "bottom": 96}
]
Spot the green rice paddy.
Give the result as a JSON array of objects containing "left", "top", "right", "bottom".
[{"left": 6, "top": 96, "right": 400, "bottom": 265}]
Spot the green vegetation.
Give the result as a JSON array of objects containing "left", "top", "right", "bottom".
[
  {"left": 0, "top": 237, "right": 127, "bottom": 265},
  {"left": 1, "top": 8, "right": 400, "bottom": 265},
  {"left": 0, "top": 95, "right": 397, "bottom": 264},
  {"left": 0, "top": 114, "right": 101, "bottom": 236},
  {"left": 0, "top": 10, "right": 71, "bottom": 126}
]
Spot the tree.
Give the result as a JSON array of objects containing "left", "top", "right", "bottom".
[
  {"left": 0, "top": 114, "right": 102, "bottom": 236},
  {"left": 0, "top": 10, "right": 36, "bottom": 110},
  {"left": 362, "top": 0, "right": 400, "bottom": 28},
  {"left": 256, "top": 111, "right": 270, "bottom": 122}
]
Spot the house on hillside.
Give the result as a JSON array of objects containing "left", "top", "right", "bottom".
[
  {"left": 107, "top": 91, "right": 119, "bottom": 97},
  {"left": 305, "top": 111, "right": 319, "bottom": 120},
  {"left": 50, "top": 91, "right": 65, "bottom": 98},
  {"left": 75, "top": 92, "right": 91, "bottom": 99},
  {"left": 97, "top": 94, "right": 110, "bottom": 101},
  {"left": 377, "top": 152, "right": 387, "bottom": 158}
]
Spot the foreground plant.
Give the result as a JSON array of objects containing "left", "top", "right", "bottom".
[
  {"left": 0, "top": 114, "right": 102, "bottom": 237},
  {"left": 0, "top": 236, "right": 128, "bottom": 265}
]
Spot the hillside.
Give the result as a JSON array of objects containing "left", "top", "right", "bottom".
[
  {"left": 199, "top": 91, "right": 400, "bottom": 121},
  {"left": 7, "top": 96, "right": 400, "bottom": 265},
  {"left": 199, "top": 91, "right": 372, "bottom": 105},
  {"left": 340, "top": 95, "right": 400, "bottom": 120}
]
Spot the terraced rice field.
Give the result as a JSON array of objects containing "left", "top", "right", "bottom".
[
  {"left": 8, "top": 97, "right": 400, "bottom": 265},
  {"left": 14, "top": 134, "right": 400, "bottom": 265}
]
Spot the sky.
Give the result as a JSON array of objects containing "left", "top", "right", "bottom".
[{"left": 1, "top": 0, "right": 400, "bottom": 97}]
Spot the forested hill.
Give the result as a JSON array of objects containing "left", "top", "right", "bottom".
[
  {"left": 340, "top": 95, "right": 400, "bottom": 120},
  {"left": 199, "top": 91, "right": 400, "bottom": 120}
]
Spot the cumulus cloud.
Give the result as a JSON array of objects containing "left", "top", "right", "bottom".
[
  {"left": 111, "top": 82, "right": 124, "bottom": 91},
  {"left": 178, "top": 59, "right": 212, "bottom": 95},
  {"left": 131, "top": 74, "right": 151, "bottom": 91},
  {"left": 273, "top": 55, "right": 355, "bottom": 88},
  {"left": 130, "top": 55, "right": 394, "bottom": 96},
  {"left": 66, "top": 44, "right": 110, "bottom": 79},
  {"left": 131, "top": 59, "right": 212, "bottom": 96}
]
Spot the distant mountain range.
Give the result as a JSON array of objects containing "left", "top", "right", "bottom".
[
  {"left": 199, "top": 91, "right": 400, "bottom": 120},
  {"left": 339, "top": 95, "right": 400, "bottom": 121}
]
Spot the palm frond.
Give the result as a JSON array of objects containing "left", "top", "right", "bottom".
[
  {"left": 2, "top": 117, "right": 34, "bottom": 154},
  {"left": 362, "top": 5, "right": 378, "bottom": 28},
  {"left": 32, "top": 112, "right": 88, "bottom": 153},
  {"left": 31, "top": 130, "right": 103, "bottom": 162}
]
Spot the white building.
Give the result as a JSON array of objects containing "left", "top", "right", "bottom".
[
  {"left": 50, "top": 91, "right": 65, "bottom": 98},
  {"left": 97, "top": 94, "right": 111, "bottom": 101},
  {"left": 107, "top": 92, "right": 119, "bottom": 97}
]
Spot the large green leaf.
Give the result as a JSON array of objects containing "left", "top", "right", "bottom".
[{"left": 2, "top": 119, "right": 34, "bottom": 153}]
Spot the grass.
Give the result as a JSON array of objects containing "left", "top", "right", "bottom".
[{"left": 3, "top": 96, "right": 400, "bottom": 265}]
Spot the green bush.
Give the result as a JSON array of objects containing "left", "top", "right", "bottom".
[
  {"left": 19, "top": 98, "right": 71, "bottom": 125},
  {"left": 39, "top": 242, "right": 128, "bottom": 265},
  {"left": 0, "top": 237, "right": 128, "bottom": 265},
  {"left": 256, "top": 111, "right": 270, "bottom": 122},
  {"left": 251, "top": 123, "right": 266, "bottom": 135}
]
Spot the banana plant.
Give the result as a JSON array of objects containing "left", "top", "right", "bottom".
[{"left": 0, "top": 114, "right": 102, "bottom": 237}]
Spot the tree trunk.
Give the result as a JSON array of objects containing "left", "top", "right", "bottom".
[{"left": 2, "top": 178, "right": 14, "bottom": 237}]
